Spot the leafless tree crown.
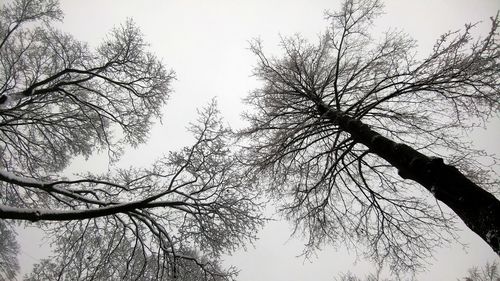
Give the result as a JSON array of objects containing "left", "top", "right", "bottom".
[
  {"left": 242, "top": 0, "right": 499, "bottom": 273},
  {"left": 0, "top": 0, "right": 263, "bottom": 280}
]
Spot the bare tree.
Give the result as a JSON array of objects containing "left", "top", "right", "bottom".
[
  {"left": 0, "top": 221, "right": 20, "bottom": 281},
  {"left": 14, "top": 101, "right": 263, "bottom": 281},
  {"left": 462, "top": 261, "right": 500, "bottom": 281},
  {"left": 334, "top": 261, "right": 500, "bottom": 281},
  {"left": 242, "top": 0, "right": 499, "bottom": 273},
  {"left": 0, "top": 0, "right": 263, "bottom": 279},
  {"left": 335, "top": 271, "right": 392, "bottom": 281},
  {"left": 23, "top": 230, "right": 227, "bottom": 281},
  {"left": 0, "top": 0, "right": 169, "bottom": 174}
]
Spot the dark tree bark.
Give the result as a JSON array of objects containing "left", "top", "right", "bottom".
[{"left": 317, "top": 102, "right": 500, "bottom": 254}]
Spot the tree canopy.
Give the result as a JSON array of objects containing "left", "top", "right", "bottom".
[
  {"left": 0, "top": 0, "right": 263, "bottom": 280},
  {"left": 1, "top": 0, "right": 499, "bottom": 279},
  {"left": 242, "top": 0, "right": 499, "bottom": 273}
]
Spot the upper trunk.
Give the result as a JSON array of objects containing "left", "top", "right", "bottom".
[{"left": 317, "top": 103, "right": 500, "bottom": 255}]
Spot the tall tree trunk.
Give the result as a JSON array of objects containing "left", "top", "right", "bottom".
[{"left": 317, "top": 103, "right": 500, "bottom": 255}]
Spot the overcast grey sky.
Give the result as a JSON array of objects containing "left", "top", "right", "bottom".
[{"left": 16, "top": 0, "right": 500, "bottom": 280}]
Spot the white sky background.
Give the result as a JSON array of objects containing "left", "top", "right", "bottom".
[{"left": 15, "top": 0, "right": 500, "bottom": 280}]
